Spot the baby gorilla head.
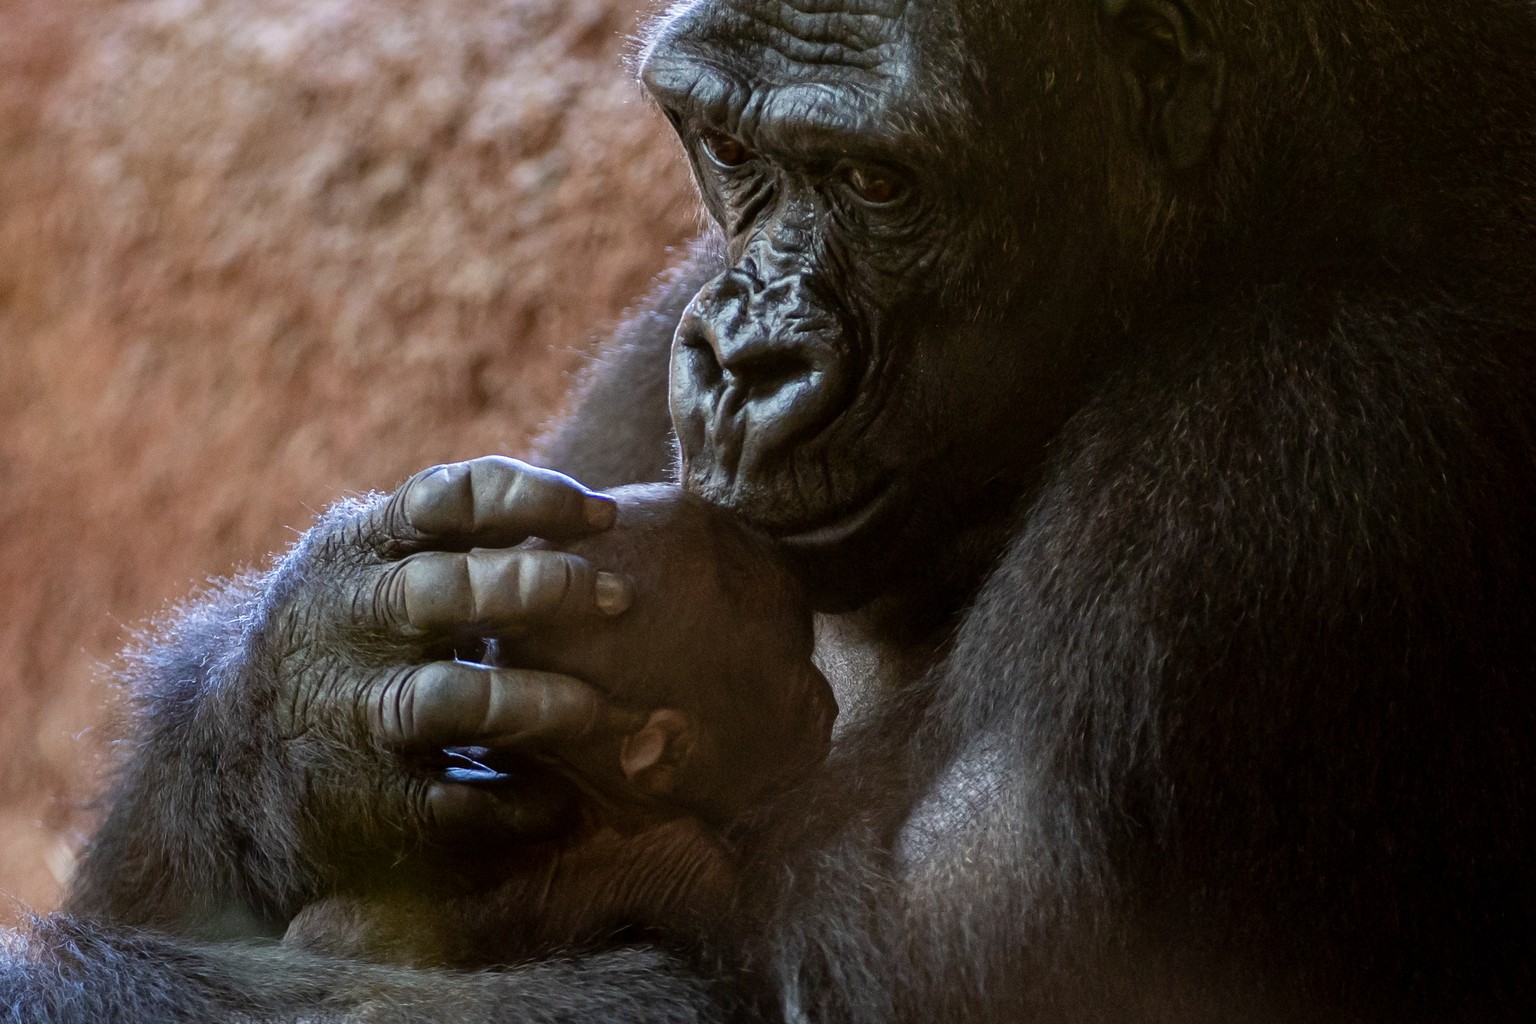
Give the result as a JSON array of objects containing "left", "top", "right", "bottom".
[{"left": 492, "top": 482, "right": 836, "bottom": 825}]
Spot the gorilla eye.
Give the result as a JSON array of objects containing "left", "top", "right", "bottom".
[
  {"left": 700, "top": 129, "right": 751, "bottom": 168},
  {"left": 846, "top": 167, "right": 905, "bottom": 206},
  {"left": 1125, "top": 13, "right": 1178, "bottom": 46}
]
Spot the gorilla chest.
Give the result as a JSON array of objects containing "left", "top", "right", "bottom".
[
  {"left": 813, "top": 616, "right": 1015, "bottom": 870},
  {"left": 812, "top": 612, "right": 909, "bottom": 732},
  {"left": 894, "top": 736, "right": 1013, "bottom": 874}
]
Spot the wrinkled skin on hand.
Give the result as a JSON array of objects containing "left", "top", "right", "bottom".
[
  {"left": 284, "top": 482, "right": 837, "bottom": 967},
  {"left": 257, "top": 456, "right": 647, "bottom": 874},
  {"left": 63, "top": 456, "right": 678, "bottom": 940}
]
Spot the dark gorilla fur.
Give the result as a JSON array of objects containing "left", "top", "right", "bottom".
[{"left": 6, "top": 1, "right": 1536, "bottom": 1022}]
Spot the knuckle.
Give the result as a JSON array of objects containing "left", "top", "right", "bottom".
[
  {"left": 518, "top": 556, "right": 569, "bottom": 616},
  {"left": 368, "top": 662, "right": 458, "bottom": 746},
  {"left": 516, "top": 553, "right": 587, "bottom": 618},
  {"left": 362, "top": 666, "right": 410, "bottom": 742},
  {"left": 465, "top": 550, "right": 580, "bottom": 623},
  {"left": 505, "top": 462, "right": 575, "bottom": 519},
  {"left": 468, "top": 455, "right": 525, "bottom": 497},
  {"left": 409, "top": 660, "right": 457, "bottom": 710},
  {"left": 396, "top": 462, "right": 469, "bottom": 539},
  {"left": 470, "top": 454, "right": 529, "bottom": 477},
  {"left": 406, "top": 776, "right": 442, "bottom": 837},
  {"left": 367, "top": 560, "right": 414, "bottom": 633},
  {"left": 409, "top": 661, "right": 491, "bottom": 743},
  {"left": 477, "top": 457, "right": 550, "bottom": 522},
  {"left": 398, "top": 662, "right": 447, "bottom": 741},
  {"left": 557, "top": 680, "right": 603, "bottom": 737},
  {"left": 400, "top": 552, "right": 471, "bottom": 631}
]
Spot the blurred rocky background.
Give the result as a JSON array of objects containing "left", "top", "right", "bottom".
[{"left": 0, "top": 0, "right": 694, "bottom": 922}]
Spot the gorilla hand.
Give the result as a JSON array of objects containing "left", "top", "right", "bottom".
[
  {"left": 64, "top": 456, "right": 644, "bottom": 936},
  {"left": 267, "top": 456, "right": 643, "bottom": 853},
  {"left": 278, "top": 484, "right": 836, "bottom": 967}
]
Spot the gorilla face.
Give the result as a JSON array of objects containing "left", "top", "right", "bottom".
[{"left": 641, "top": 0, "right": 1137, "bottom": 605}]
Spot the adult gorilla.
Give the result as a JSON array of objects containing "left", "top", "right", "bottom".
[{"left": 6, "top": 0, "right": 1536, "bottom": 1021}]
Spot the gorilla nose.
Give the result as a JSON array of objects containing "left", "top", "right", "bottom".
[
  {"left": 672, "top": 269, "right": 850, "bottom": 473},
  {"left": 680, "top": 270, "right": 821, "bottom": 400},
  {"left": 677, "top": 271, "right": 843, "bottom": 406},
  {"left": 682, "top": 318, "right": 818, "bottom": 401}
]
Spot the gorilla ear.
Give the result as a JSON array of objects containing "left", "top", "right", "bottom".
[
  {"left": 1100, "top": 0, "right": 1225, "bottom": 170},
  {"left": 619, "top": 708, "right": 695, "bottom": 796}
]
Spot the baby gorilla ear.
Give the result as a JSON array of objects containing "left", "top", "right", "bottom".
[{"left": 618, "top": 708, "right": 696, "bottom": 796}]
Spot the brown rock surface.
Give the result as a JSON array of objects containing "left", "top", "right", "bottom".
[{"left": 0, "top": 0, "right": 694, "bottom": 921}]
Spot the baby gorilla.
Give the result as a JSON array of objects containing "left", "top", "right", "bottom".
[
  {"left": 285, "top": 482, "right": 836, "bottom": 966},
  {"left": 493, "top": 481, "right": 836, "bottom": 821}
]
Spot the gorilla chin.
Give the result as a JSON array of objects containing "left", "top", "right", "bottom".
[{"left": 679, "top": 458, "right": 907, "bottom": 611}]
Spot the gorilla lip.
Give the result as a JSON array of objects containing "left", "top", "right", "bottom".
[{"left": 772, "top": 483, "right": 895, "bottom": 551}]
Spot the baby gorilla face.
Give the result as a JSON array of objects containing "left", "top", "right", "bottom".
[{"left": 495, "top": 482, "right": 836, "bottom": 824}]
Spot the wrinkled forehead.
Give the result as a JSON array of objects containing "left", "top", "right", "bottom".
[
  {"left": 641, "top": 0, "right": 967, "bottom": 153},
  {"left": 647, "top": 0, "right": 936, "bottom": 77}
]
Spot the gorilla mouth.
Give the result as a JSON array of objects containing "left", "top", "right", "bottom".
[{"left": 767, "top": 481, "right": 897, "bottom": 551}]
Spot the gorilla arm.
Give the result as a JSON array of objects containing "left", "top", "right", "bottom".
[
  {"left": 2, "top": 919, "right": 720, "bottom": 1024},
  {"left": 64, "top": 458, "right": 637, "bottom": 937},
  {"left": 1, "top": 457, "right": 735, "bottom": 1024},
  {"left": 282, "top": 483, "right": 835, "bottom": 969}
]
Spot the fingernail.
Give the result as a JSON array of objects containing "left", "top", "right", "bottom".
[
  {"left": 583, "top": 493, "right": 618, "bottom": 530},
  {"left": 595, "top": 571, "right": 633, "bottom": 616}
]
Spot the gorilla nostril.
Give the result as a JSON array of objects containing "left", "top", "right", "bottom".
[
  {"left": 730, "top": 349, "right": 816, "bottom": 398},
  {"left": 678, "top": 321, "right": 724, "bottom": 390}
]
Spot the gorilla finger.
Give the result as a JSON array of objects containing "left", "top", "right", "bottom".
[
  {"left": 384, "top": 457, "right": 617, "bottom": 550},
  {"left": 373, "top": 548, "right": 633, "bottom": 634},
  {"left": 368, "top": 660, "right": 646, "bottom": 749},
  {"left": 421, "top": 776, "right": 578, "bottom": 841}
]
